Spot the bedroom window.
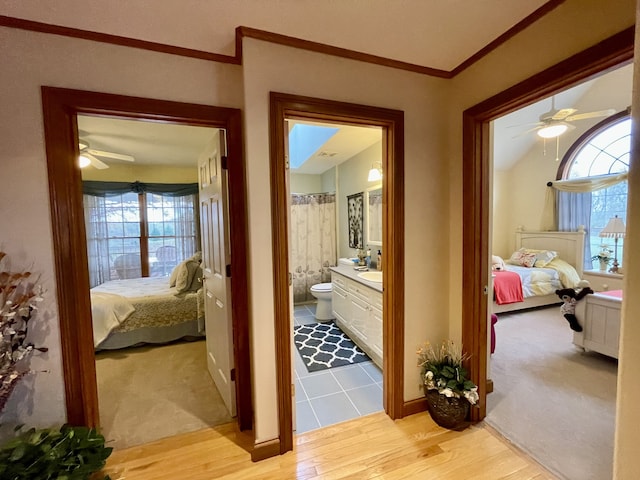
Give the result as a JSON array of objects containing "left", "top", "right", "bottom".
[
  {"left": 559, "top": 114, "right": 630, "bottom": 270},
  {"left": 83, "top": 181, "right": 200, "bottom": 287}
]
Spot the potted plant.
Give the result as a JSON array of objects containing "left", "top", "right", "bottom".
[
  {"left": 417, "top": 340, "right": 478, "bottom": 429},
  {"left": 0, "top": 424, "right": 112, "bottom": 479},
  {"left": 591, "top": 246, "right": 613, "bottom": 271},
  {"left": 0, "top": 251, "right": 48, "bottom": 412},
  {"left": 1, "top": 251, "right": 113, "bottom": 478}
]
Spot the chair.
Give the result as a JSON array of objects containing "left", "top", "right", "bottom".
[
  {"left": 113, "top": 253, "right": 141, "bottom": 279},
  {"left": 154, "top": 246, "right": 178, "bottom": 276}
]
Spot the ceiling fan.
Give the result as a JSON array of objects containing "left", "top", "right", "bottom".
[
  {"left": 78, "top": 138, "right": 135, "bottom": 169},
  {"left": 512, "top": 96, "right": 616, "bottom": 139}
]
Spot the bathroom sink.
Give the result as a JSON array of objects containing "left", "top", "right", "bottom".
[{"left": 357, "top": 271, "right": 383, "bottom": 283}]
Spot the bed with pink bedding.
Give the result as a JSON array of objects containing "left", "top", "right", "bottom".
[{"left": 492, "top": 228, "right": 585, "bottom": 314}]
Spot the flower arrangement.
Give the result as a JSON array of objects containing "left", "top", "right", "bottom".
[
  {"left": 591, "top": 246, "right": 613, "bottom": 265},
  {"left": 0, "top": 251, "right": 48, "bottom": 414},
  {"left": 417, "top": 340, "right": 479, "bottom": 405}
]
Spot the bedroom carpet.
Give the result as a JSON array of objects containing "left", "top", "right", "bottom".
[
  {"left": 486, "top": 306, "right": 618, "bottom": 480},
  {"left": 95, "top": 339, "right": 233, "bottom": 450},
  {"left": 294, "top": 320, "right": 371, "bottom": 372}
]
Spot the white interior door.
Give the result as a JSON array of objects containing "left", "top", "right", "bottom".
[{"left": 199, "top": 130, "right": 236, "bottom": 416}]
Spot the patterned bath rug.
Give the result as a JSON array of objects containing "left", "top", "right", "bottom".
[{"left": 294, "top": 320, "right": 370, "bottom": 373}]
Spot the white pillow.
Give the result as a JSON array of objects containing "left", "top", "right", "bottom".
[
  {"left": 507, "top": 249, "right": 537, "bottom": 268},
  {"left": 533, "top": 250, "right": 558, "bottom": 267},
  {"left": 169, "top": 252, "right": 202, "bottom": 288}
]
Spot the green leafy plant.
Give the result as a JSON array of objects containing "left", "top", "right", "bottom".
[
  {"left": 591, "top": 246, "right": 613, "bottom": 265},
  {"left": 0, "top": 424, "right": 112, "bottom": 480},
  {"left": 417, "top": 340, "right": 479, "bottom": 405}
]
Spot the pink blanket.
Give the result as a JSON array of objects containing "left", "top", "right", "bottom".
[
  {"left": 493, "top": 271, "right": 524, "bottom": 305},
  {"left": 599, "top": 290, "right": 622, "bottom": 299}
]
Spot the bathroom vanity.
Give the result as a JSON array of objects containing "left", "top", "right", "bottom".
[{"left": 330, "top": 266, "right": 383, "bottom": 368}]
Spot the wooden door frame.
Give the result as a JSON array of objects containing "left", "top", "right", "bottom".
[
  {"left": 269, "top": 92, "right": 405, "bottom": 453},
  {"left": 41, "top": 87, "right": 253, "bottom": 431},
  {"left": 462, "top": 28, "right": 634, "bottom": 420}
]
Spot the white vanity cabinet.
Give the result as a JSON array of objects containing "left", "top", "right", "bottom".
[{"left": 331, "top": 271, "right": 383, "bottom": 368}]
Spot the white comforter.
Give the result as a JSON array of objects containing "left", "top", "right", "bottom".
[
  {"left": 90, "top": 292, "right": 135, "bottom": 346},
  {"left": 504, "top": 265, "right": 562, "bottom": 298}
]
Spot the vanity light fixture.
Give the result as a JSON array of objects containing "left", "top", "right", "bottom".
[{"left": 368, "top": 162, "right": 382, "bottom": 182}]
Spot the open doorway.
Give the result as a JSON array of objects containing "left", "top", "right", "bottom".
[
  {"left": 269, "top": 92, "right": 405, "bottom": 454},
  {"left": 41, "top": 87, "right": 253, "bottom": 442},
  {"left": 285, "top": 119, "right": 385, "bottom": 433},
  {"left": 485, "top": 62, "right": 631, "bottom": 480},
  {"left": 462, "top": 26, "right": 633, "bottom": 480},
  {"left": 77, "top": 115, "right": 237, "bottom": 448}
]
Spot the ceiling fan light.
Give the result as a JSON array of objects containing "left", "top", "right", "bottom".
[
  {"left": 368, "top": 164, "right": 382, "bottom": 182},
  {"left": 79, "top": 154, "right": 91, "bottom": 168},
  {"left": 537, "top": 123, "right": 568, "bottom": 139}
]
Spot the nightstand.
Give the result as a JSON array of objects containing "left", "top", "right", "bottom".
[{"left": 582, "top": 269, "right": 624, "bottom": 292}]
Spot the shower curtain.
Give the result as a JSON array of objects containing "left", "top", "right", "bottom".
[{"left": 290, "top": 193, "right": 337, "bottom": 304}]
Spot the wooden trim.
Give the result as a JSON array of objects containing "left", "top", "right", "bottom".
[
  {"left": 403, "top": 397, "right": 428, "bottom": 418},
  {"left": 486, "top": 378, "right": 494, "bottom": 394},
  {"left": 3, "top": 3, "right": 572, "bottom": 79},
  {"left": 236, "top": 26, "right": 450, "bottom": 78},
  {"left": 0, "top": 15, "right": 238, "bottom": 64},
  {"left": 450, "top": 0, "right": 566, "bottom": 76},
  {"left": 41, "top": 87, "right": 253, "bottom": 433},
  {"left": 226, "top": 109, "right": 254, "bottom": 431},
  {"left": 42, "top": 89, "right": 98, "bottom": 426},
  {"left": 250, "top": 438, "right": 281, "bottom": 462},
  {"left": 462, "top": 29, "right": 634, "bottom": 423},
  {"left": 269, "top": 92, "right": 404, "bottom": 454}
]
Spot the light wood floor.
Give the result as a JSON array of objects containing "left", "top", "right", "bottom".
[{"left": 103, "top": 412, "right": 557, "bottom": 479}]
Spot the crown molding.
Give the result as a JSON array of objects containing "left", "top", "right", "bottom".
[{"left": 1, "top": 1, "right": 569, "bottom": 78}]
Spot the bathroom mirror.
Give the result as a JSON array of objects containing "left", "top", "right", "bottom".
[{"left": 366, "top": 185, "right": 382, "bottom": 246}]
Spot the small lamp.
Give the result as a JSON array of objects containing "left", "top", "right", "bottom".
[
  {"left": 599, "top": 215, "right": 626, "bottom": 273},
  {"left": 368, "top": 162, "right": 382, "bottom": 182}
]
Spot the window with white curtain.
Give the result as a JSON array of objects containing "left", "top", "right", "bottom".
[
  {"left": 560, "top": 115, "right": 630, "bottom": 269},
  {"left": 83, "top": 181, "right": 199, "bottom": 287}
]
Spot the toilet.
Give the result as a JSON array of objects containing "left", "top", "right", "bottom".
[{"left": 310, "top": 282, "right": 333, "bottom": 320}]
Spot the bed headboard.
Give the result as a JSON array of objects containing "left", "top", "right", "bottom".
[{"left": 514, "top": 226, "right": 586, "bottom": 278}]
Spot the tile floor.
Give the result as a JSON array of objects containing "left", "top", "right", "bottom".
[{"left": 293, "top": 303, "right": 384, "bottom": 434}]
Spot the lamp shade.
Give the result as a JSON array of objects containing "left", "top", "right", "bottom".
[{"left": 599, "top": 215, "right": 626, "bottom": 238}]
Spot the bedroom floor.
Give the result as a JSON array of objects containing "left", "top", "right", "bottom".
[
  {"left": 95, "top": 339, "right": 233, "bottom": 450},
  {"left": 486, "top": 305, "right": 618, "bottom": 480},
  {"left": 293, "top": 303, "right": 384, "bottom": 434}
]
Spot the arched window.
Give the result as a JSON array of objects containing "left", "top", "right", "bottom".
[{"left": 559, "top": 113, "right": 630, "bottom": 270}]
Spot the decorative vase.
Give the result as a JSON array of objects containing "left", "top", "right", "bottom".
[
  {"left": 599, "top": 259, "right": 608, "bottom": 271},
  {"left": 425, "top": 390, "right": 470, "bottom": 430}
]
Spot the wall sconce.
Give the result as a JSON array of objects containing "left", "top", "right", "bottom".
[{"left": 368, "top": 162, "right": 382, "bottom": 182}]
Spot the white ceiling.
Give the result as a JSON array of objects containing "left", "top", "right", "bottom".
[
  {"left": 77, "top": 115, "right": 382, "bottom": 173},
  {"left": 493, "top": 63, "right": 634, "bottom": 170},
  {"left": 77, "top": 63, "right": 633, "bottom": 173},
  {"left": 77, "top": 116, "right": 218, "bottom": 168},
  {"left": 288, "top": 120, "right": 382, "bottom": 175},
  {"left": 2, "top": 0, "right": 549, "bottom": 71}
]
